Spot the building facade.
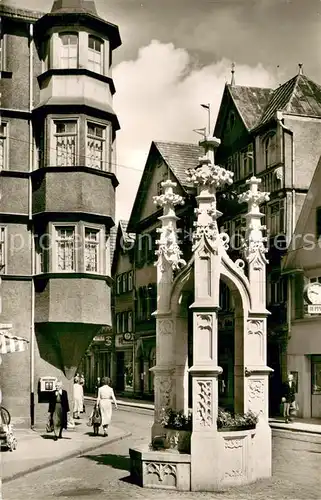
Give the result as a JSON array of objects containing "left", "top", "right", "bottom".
[
  {"left": 214, "top": 69, "right": 321, "bottom": 414},
  {"left": 282, "top": 156, "right": 321, "bottom": 418},
  {"left": 0, "top": 0, "right": 121, "bottom": 426}
]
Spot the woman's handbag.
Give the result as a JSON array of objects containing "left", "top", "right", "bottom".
[{"left": 46, "top": 415, "right": 54, "bottom": 433}]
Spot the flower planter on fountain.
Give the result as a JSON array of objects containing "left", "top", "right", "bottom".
[{"left": 161, "top": 408, "right": 192, "bottom": 454}]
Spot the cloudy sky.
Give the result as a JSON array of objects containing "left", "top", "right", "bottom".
[{"left": 8, "top": 0, "right": 321, "bottom": 220}]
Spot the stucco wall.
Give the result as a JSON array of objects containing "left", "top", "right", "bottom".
[
  {"left": 32, "top": 170, "right": 115, "bottom": 217},
  {"left": 34, "top": 277, "right": 111, "bottom": 324},
  {"left": 284, "top": 116, "right": 321, "bottom": 191}
]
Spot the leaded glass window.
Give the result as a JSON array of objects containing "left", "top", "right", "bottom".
[
  {"left": 85, "top": 228, "right": 99, "bottom": 272},
  {"left": 56, "top": 227, "right": 75, "bottom": 271}
]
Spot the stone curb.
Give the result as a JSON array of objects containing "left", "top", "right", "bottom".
[{"left": 2, "top": 429, "right": 132, "bottom": 484}]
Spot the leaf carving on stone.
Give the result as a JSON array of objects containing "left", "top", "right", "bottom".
[
  {"left": 158, "top": 319, "right": 173, "bottom": 335},
  {"left": 248, "top": 379, "right": 264, "bottom": 403},
  {"left": 247, "top": 320, "right": 263, "bottom": 336},
  {"left": 145, "top": 462, "right": 177, "bottom": 483},
  {"left": 224, "top": 439, "right": 243, "bottom": 449},
  {"left": 197, "top": 314, "right": 212, "bottom": 333},
  {"left": 155, "top": 375, "right": 172, "bottom": 421},
  {"left": 196, "top": 380, "right": 212, "bottom": 426}
]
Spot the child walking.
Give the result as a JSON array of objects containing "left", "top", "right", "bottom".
[{"left": 89, "top": 404, "right": 102, "bottom": 436}]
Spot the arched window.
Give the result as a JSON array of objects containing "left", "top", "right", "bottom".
[
  {"left": 59, "top": 32, "right": 78, "bottom": 69},
  {"left": 264, "top": 132, "right": 277, "bottom": 168},
  {"left": 88, "top": 35, "right": 104, "bottom": 74}
]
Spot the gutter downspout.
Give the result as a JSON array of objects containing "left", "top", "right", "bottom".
[
  {"left": 277, "top": 112, "right": 294, "bottom": 371},
  {"left": 29, "top": 23, "right": 35, "bottom": 429}
]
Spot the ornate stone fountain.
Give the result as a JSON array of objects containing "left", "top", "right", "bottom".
[{"left": 129, "top": 136, "right": 272, "bottom": 491}]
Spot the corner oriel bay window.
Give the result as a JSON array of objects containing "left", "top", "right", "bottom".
[
  {"left": 59, "top": 32, "right": 78, "bottom": 69},
  {"left": 86, "top": 122, "right": 105, "bottom": 169},
  {"left": 0, "top": 123, "right": 7, "bottom": 170},
  {"left": 84, "top": 228, "right": 100, "bottom": 273},
  {"left": 55, "top": 226, "right": 75, "bottom": 271},
  {"left": 88, "top": 35, "right": 103, "bottom": 74},
  {"left": 54, "top": 120, "right": 77, "bottom": 166}
]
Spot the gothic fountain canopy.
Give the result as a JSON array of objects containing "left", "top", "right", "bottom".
[{"left": 185, "top": 136, "right": 234, "bottom": 251}]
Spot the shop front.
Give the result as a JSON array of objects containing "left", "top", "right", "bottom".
[
  {"left": 288, "top": 315, "right": 321, "bottom": 418},
  {"left": 114, "top": 333, "right": 134, "bottom": 395}
]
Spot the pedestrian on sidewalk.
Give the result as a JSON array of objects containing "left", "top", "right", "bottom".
[
  {"left": 96, "top": 377, "right": 118, "bottom": 437},
  {"left": 73, "top": 376, "right": 83, "bottom": 419},
  {"left": 79, "top": 374, "right": 85, "bottom": 413},
  {"left": 48, "top": 381, "right": 70, "bottom": 441},
  {"left": 281, "top": 373, "right": 297, "bottom": 423},
  {"left": 88, "top": 403, "right": 102, "bottom": 436}
]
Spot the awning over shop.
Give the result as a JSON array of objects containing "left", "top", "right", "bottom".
[{"left": 0, "top": 332, "right": 29, "bottom": 355}]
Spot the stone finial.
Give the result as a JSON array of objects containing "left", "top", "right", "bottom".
[
  {"left": 153, "top": 180, "right": 184, "bottom": 213},
  {"left": 153, "top": 180, "right": 186, "bottom": 271},
  {"left": 238, "top": 177, "right": 270, "bottom": 270},
  {"left": 238, "top": 176, "right": 270, "bottom": 208}
]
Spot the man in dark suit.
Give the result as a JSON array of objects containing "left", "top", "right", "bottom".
[
  {"left": 48, "top": 381, "right": 70, "bottom": 440},
  {"left": 281, "top": 373, "right": 296, "bottom": 423}
]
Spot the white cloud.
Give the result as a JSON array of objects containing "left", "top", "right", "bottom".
[{"left": 113, "top": 40, "right": 276, "bottom": 221}]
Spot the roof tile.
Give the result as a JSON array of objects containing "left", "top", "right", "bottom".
[
  {"left": 153, "top": 141, "right": 203, "bottom": 187},
  {"left": 228, "top": 85, "right": 274, "bottom": 129}
]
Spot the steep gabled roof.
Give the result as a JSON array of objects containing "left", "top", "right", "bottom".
[
  {"left": 215, "top": 73, "right": 321, "bottom": 137},
  {"left": 111, "top": 220, "right": 135, "bottom": 274},
  {"left": 127, "top": 141, "right": 202, "bottom": 232},
  {"left": 260, "top": 74, "right": 321, "bottom": 125},
  {"left": 154, "top": 141, "right": 203, "bottom": 187},
  {"left": 228, "top": 84, "right": 274, "bottom": 130},
  {"left": 119, "top": 220, "right": 136, "bottom": 245},
  {"left": 282, "top": 154, "right": 321, "bottom": 271}
]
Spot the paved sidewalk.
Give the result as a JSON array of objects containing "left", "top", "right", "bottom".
[
  {"left": 85, "top": 395, "right": 154, "bottom": 410},
  {"left": 269, "top": 417, "right": 321, "bottom": 435},
  {"left": 86, "top": 396, "right": 321, "bottom": 435},
  {"left": 1, "top": 420, "right": 131, "bottom": 483}
]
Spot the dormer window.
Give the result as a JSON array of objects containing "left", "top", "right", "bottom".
[
  {"left": 88, "top": 35, "right": 103, "bottom": 74},
  {"left": 59, "top": 32, "right": 78, "bottom": 69}
]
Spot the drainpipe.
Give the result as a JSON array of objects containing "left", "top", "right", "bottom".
[
  {"left": 277, "top": 112, "right": 294, "bottom": 374},
  {"left": 29, "top": 22, "right": 35, "bottom": 428},
  {"left": 277, "top": 111, "right": 295, "bottom": 233}
]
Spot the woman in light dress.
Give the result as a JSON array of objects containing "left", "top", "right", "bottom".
[
  {"left": 96, "top": 377, "right": 118, "bottom": 436},
  {"left": 73, "top": 376, "right": 84, "bottom": 419}
]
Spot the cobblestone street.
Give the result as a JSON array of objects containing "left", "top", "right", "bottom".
[{"left": 3, "top": 409, "right": 321, "bottom": 500}]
